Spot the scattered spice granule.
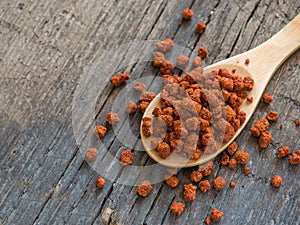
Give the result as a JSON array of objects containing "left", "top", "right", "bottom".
[
  {"left": 136, "top": 180, "right": 153, "bottom": 197},
  {"left": 212, "top": 176, "right": 226, "bottom": 191},
  {"left": 85, "top": 148, "right": 98, "bottom": 161},
  {"left": 138, "top": 101, "right": 150, "bottom": 114},
  {"left": 210, "top": 208, "right": 224, "bottom": 223},
  {"left": 192, "top": 56, "right": 202, "bottom": 67},
  {"left": 133, "top": 81, "right": 146, "bottom": 92},
  {"left": 247, "top": 97, "right": 253, "bottom": 102},
  {"left": 195, "top": 21, "right": 206, "bottom": 34},
  {"left": 289, "top": 151, "right": 300, "bottom": 165},
  {"left": 96, "top": 176, "right": 106, "bottom": 188},
  {"left": 245, "top": 58, "right": 250, "bottom": 65},
  {"left": 197, "top": 47, "right": 208, "bottom": 59},
  {"left": 176, "top": 54, "right": 189, "bottom": 68},
  {"left": 234, "top": 150, "right": 249, "bottom": 164},
  {"left": 106, "top": 112, "right": 120, "bottom": 125},
  {"left": 296, "top": 120, "right": 300, "bottom": 127},
  {"left": 170, "top": 201, "right": 185, "bottom": 216},
  {"left": 155, "top": 38, "right": 174, "bottom": 52},
  {"left": 227, "top": 141, "right": 238, "bottom": 156},
  {"left": 95, "top": 125, "right": 107, "bottom": 138},
  {"left": 183, "top": 184, "right": 197, "bottom": 201},
  {"left": 243, "top": 167, "right": 250, "bottom": 176},
  {"left": 160, "top": 60, "right": 175, "bottom": 74},
  {"left": 126, "top": 101, "right": 137, "bottom": 115},
  {"left": 110, "top": 73, "right": 130, "bottom": 87},
  {"left": 182, "top": 8, "right": 194, "bottom": 20},
  {"left": 141, "top": 117, "right": 152, "bottom": 137},
  {"left": 165, "top": 175, "right": 179, "bottom": 188},
  {"left": 266, "top": 111, "right": 278, "bottom": 122},
  {"left": 205, "top": 217, "right": 211, "bottom": 225},
  {"left": 250, "top": 117, "right": 270, "bottom": 137},
  {"left": 229, "top": 181, "right": 236, "bottom": 187},
  {"left": 279, "top": 123, "right": 283, "bottom": 129},
  {"left": 198, "top": 180, "right": 211, "bottom": 193},
  {"left": 262, "top": 93, "right": 273, "bottom": 104},
  {"left": 271, "top": 175, "right": 282, "bottom": 188},
  {"left": 199, "top": 161, "right": 214, "bottom": 177},
  {"left": 153, "top": 51, "right": 165, "bottom": 67},
  {"left": 277, "top": 146, "right": 290, "bottom": 158},
  {"left": 243, "top": 76, "right": 254, "bottom": 91},
  {"left": 232, "top": 69, "right": 236, "bottom": 73},
  {"left": 119, "top": 149, "right": 134, "bottom": 165},
  {"left": 220, "top": 153, "right": 230, "bottom": 166},
  {"left": 228, "top": 158, "right": 237, "bottom": 169},
  {"left": 258, "top": 131, "right": 272, "bottom": 149},
  {"left": 189, "top": 170, "right": 203, "bottom": 183},
  {"left": 157, "top": 142, "right": 171, "bottom": 159}
]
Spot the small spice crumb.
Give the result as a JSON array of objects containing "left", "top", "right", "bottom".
[
  {"left": 198, "top": 180, "right": 211, "bottom": 193},
  {"left": 234, "top": 150, "right": 249, "bottom": 164},
  {"left": 195, "top": 22, "right": 206, "bottom": 34},
  {"left": 96, "top": 176, "right": 106, "bottom": 188},
  {"left": 120, "top": 149, "right": 134, "bottom": 165},
  {"left": 176, "top": 54, "right": 189, "bottom": 68},
  {"left": 192, "top": 56, "right": 202, "bottom": 67},
  {"left": 258, "top": 131, "right": 272, "bottom": 149},
  {"left": 110, "top": 73, "right": 130, "bottom": 87},
  {"left": 160, "top": 60, "right": 175, "bottom": 74},
  {"left": 271, "top": 175, "right": 282, "bottom": 188},
  {"left": 210, "top": 208, "right": 224, "bottom": 223},
  {"left": 189, "top": 170, "right": 203, "bottom": 183},
  {"left": 95, "top": 125, "right": 107, "bottom": 138},
  {"left": 227, "top": 142, "right": 238, "bottom": 156},
  {"left": 155, "top": 38, "right": 174, "bottom": 52},
  {"left": 106, "top": 112, "right": 120, "bottom": 125},
  {"left": 245, "top": 58, "right": 250, "bottom": 65},
  {"left": 279, "top": 123, "right": 283, "bottom": 129},
  {"left": 247, "top": 97, "right": 253, "bottom": 102},
  {"left": 277, "top": 146, "right": 290, "bottom": 158},
  {"left": 290, "top": 151, "right": 300, "bottom": 165},
  {"left": 262, "top": 93, "right": 273, "bottom": 104},
  {"left": 165, "top": 175, "right": 179, "bottom": 188},
  {"left": 229, "top": 181, "right": 236, "bottom": 187},
  {"left": 228, "top": 158, "right": 237, "bottom": 169},
  {"left": 136, "top": 180, "right": 153, "bottom": 197},
  {"left": 170, "top": 201, "right": 185, "bottom": 216},
  {"left": 153, "top": 51, "right": 165, "bottom": 67},
  {"left": 205, "top": 217, "right": 211, "bottom": 225},
  {"left": 183, "top": 184, "right": 197, "bottom": 201},
  {"left": 126, "top": 101, "right": 137, "bottom": 115},
  {"left": 166, "top": 167, "right": 178, "bottom": 176},
  {"left": 85, "top": 148, "right": 98, "bottom": 161},
  {"left": 266, "top": 111, "right": 278, "bottom": 122},
  {"left": 232, "top": 69, "right": 236, "bottom": 73},
  {"left": 243, "top": 167, "right": 250, "bottom": 176},
  {"left": 182, "top": 8, "right": 194, "bottom": 20},
  {"left": 212, "top": 176, "right": 226, "bottom": 191},
  {"left": 296, "top": 120, "right": 300, "bottom": 127},
  {"left": 197, "top": 47, "right": 208, "bottom": 59}
]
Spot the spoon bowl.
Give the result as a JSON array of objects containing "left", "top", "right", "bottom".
[{"left": 141, "top": 14, "right": 300, "bottom": 167}]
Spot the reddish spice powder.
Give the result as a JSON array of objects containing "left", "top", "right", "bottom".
[
  {"left": 96, "top": 176, "right": 106, "bottom": 188},
  {"left": 95, "top": 125, "right": 107, "bottom": 138},
  {"left": 110, "top": 73, "right": 130, "bottom": 87},
  {"left": 165, "top": 175, "right": 179, "bottom": 188},
  {"left": 183, "top": 184, "right": 197, "bottom": 201},
  {"left": 245, "top": 58, "right": 250, "bottom": 65},
  {"left": 189, "top": 170, "right": 203, "bottom": 183},
  {"left": 198, "top": 180, "right": 211, "bottom": 193},
  {"left": 170, "top": 201, "right": 185, "bottom": 216},
  {"left": 85, "top": 148, "right": 98, "bottom": 161},
  {"left": 271, "top": 175, "right": 282, "bottom": 188},
  {"left": 197, "top": 47, "right": 208, "bottom": 59},
  {"left": 229, "top": 181, "right": 236, "bottom": 187},
  {"left": 106, "top": 112, "right": 120, "bottom": 125},
  {"left": 136, "top": 180, "right": 153, "bottom": 197},
  {"left": 277, "top": 146, "right": 290, "bottom": 158},
  {"left": 212, "top": 176, "right": 226, "bottom": 190},
  {"left": 182, "top": 8, "right": 194, "bottom": 20},
  {"left": 120, "top": 149, "right": 134, "bottom": 165},
  {"left": 210, "top": 208, "right": 224, "bottom": 223},
  {"left": 262, "top": 93, "right": 273, "bottom": 104},
  {"left": 195, "top": 22, "right": 206, "bottom": 34}
]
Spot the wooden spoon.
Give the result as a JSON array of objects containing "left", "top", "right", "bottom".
[{"left": 141, "top": 14, "right": 300, "bottom": 168}]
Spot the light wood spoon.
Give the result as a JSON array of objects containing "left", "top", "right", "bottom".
[{"left": 141, "top": 14, "right": 300, "bottom": 168}]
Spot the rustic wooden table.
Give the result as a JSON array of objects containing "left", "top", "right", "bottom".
[{"left": 1, "top": 0, "right": 299, "bottom": 224}]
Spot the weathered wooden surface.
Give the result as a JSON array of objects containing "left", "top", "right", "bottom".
[{"left": 0, "top": 0, "right": 300, "bottom": 224}]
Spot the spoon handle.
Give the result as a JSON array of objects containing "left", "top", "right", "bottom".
[{"left": 243, "top": 13, "right": 300, "bottom": 86}]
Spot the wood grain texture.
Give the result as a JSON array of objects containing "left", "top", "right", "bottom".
[{"left": 0, "top": 0, "right": 299, "bottom": 225}]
